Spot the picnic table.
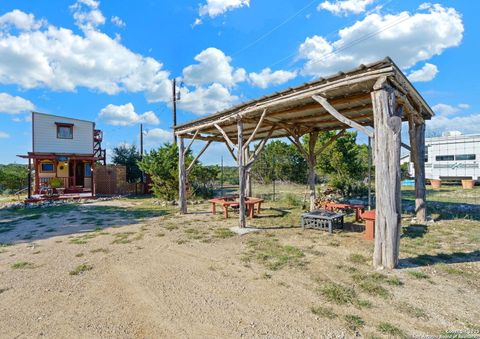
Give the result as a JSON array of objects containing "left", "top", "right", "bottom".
[
  {"left": 323, "top": 202, "right": 365, "bottom": 222},
  {"left": 208, "top": 196, "right": 264, "bottom": 219},
  {"left": 301, "top": 209, "right": 345, "bottom": 233}
]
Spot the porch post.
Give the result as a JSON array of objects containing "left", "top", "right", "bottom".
[
  {"left": 91, "top": 161, "right": 96, "bottom": 197},
  {"left": 408, "top": 117, "right": 427, "bottom": 223},
  {"left": 308, "top": 131, "right": 319, "bottom": 211},
  {"left": 371, "top": 77, "right": 402, "bottom": 269},
  {"left": 27, "top": 158, "right": 32, "bottom": 199},
  {"left": 237, "top": 119, "right": 246, "bottom": 228},
  {"left": 178, "top": 137, "right": 188, "bottom": 214},
  {"left": 73, "top": 159, "right": 77, "bottom": 188},
  {"left": 34, "top": 159, "right": 39, "bottom": 194}
]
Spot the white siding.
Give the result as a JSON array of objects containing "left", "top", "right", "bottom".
[{"left": 33, "top": 112, "right": 94, "bottom": 155}]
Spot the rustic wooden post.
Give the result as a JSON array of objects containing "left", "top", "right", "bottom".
[
  {"left": 308, "top": 131, "right": 319, "bottom": 211},
  {"left": 178, "top": 137, "right": 187, "bottom": 214},
  {"left": 91, "top": 161, "right": 96, "bottom": 197},
  {"left": 371, "top": 77, "right": 402, "bottom": 269},
  {"left": 34, "top": 159, "right": 39, "bottom": 194},
  {"left": 245, "top": 145, "right": 252, "bottom": 197},
  {"left": 408, "top": 116, "right": 427, "bottom": 223},
  {"left": 237, "top": 119, "right": 247, "bottom": 228},
  {"left": 27, "top": 157, "right": 32, "bottom": 199}
]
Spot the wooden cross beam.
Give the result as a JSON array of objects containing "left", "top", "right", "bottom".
[
  {"left": 214, "top": 123, "right": 236, "bottom": 150},
  {"left": 315, "top": 129, "right": 346, "bottom": 158},
  {"left": 187, "top": 141, "right": 212, "bottom": 174},
  {"left": 224, "top": 141, "right": 238, "bottom": 164},
  {"left": 184, "top": 130, "right": 199, "bottom": 156},
  {"left": 246, "top": 127, "right": 275, "bottom": 168},
  {"left": 312, "top": 95, "right": 374, "bottom": 138},
  {"left": 243, "top": 109, "right": 267, "bottom": 151}
]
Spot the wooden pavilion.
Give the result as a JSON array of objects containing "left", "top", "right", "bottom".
[{"left": 174, "top": 58, "right": 433, "bottom": 269}]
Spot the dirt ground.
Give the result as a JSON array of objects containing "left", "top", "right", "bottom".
[{"left": 0, "top": 197, "right": 479, "bottom": 338}]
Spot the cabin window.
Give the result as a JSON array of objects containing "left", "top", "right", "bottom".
[
  {"left": 56, "top": 123, "right": 73, "bottom": 139},
  {"left": 41, "top": 163, "right": 54, "bottom": 172},
  {"left": 85, "top": 163, "right": 92, "bottom": 177},
  {"left": 435, "top": 155, "right": 454, "bottom": 161},
  {"left": 455, "top": 154, "right": 476, "bottom": 161}
]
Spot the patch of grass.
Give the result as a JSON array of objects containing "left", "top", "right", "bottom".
[
  {"left": 75, "top": 253, "right": 84, "bottom": 257},
  {"left": 213, "top": 228, "right": 235, "bottom": 239},
  {"left": 344, "top": 314, "right": 365, "bottom": 331},
  {"left": 377, "top": 322, "right": 405, "bottom": 337},
  {"left": 184, "top": 228, "right": 206, "bottom": 240},
  {"left": 397, "top": 302, "right": 429, "bottom": 320},
  {"left": 69, "top": 263, "right": 93, "bottom": 275},
  {"left": 356, "top": 299, "right": 373, "bottom": 308},
  {"left": 320, "top": 282, "right": 357, "bottom": 305},
  {"left": 358, "top": 280, "right": 389, "bottom": 298},
  {"left": 111, "top": 232, "right": 136, "bottom": 244},
  {"left": 311, "top": 306, "right": 337, "bottom": 319},
  {"left": 156, "top": 232, "right": 165, "bottom": 237},
  {"left": 243, "top": 239, "right": 305, "bottom": 271},
  {"left": 164, "top": 224, "right": 179, "bottom": 231},
  {"left": 349, "top": 253, "right": 369, "bottom": 265},
  {"left": 90, "top": 248, "right": 109, "bottom": 253},
  {"left": 407, "top": 270, "right": 429, "bottom": 279},
  {"left": 327, "top": 240, "right": 340, "bottom": 247},
  {"left": 12, "top": 261, "right": 35, "bottom": 269},
  {"left": 70, "top": 232, "right": 98, "bottom": 244}
]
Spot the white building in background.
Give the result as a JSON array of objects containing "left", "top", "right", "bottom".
[{"left": 412, "top": 131, "right": 480, "bottom": 181}]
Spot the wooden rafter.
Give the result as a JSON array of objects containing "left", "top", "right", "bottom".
[{"left": 312, "top": 95, "right": 374, "bottom": 138}]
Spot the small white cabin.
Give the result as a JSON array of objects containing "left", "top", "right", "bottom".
[{"left": 19, "top": 112, "right": 105, "bottom": 197}]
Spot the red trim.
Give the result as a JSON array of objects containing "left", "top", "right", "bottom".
[{"left": 55, "top": 122, "right": 74, "bottom": 127}]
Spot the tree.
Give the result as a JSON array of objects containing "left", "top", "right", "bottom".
[
  {"left": 111, "top": 144, "right": 142, "bottom": 183},
  {"left": 251, "top": 140, "right": 307, "bottom": 184},
  {"left": 313, "top": 131, "right": 368, "bottom": 196},
  {"left": 0, "top": 164, "right": 28, "bottom": 194}
]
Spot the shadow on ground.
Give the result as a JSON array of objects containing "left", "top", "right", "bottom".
[
  {"left": 0, "top": 203, "right": 170, "bottom": 245},
  {"left": 400, "top": 250, "right": 480, "bottom": 268}
]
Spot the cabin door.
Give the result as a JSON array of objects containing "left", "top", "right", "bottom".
[{"left": 75, "top": 162, "right": 85, "bottom": 186}]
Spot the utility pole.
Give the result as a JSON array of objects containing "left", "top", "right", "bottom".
[
  {"left": 172, "top": 79, "right": 177, "bottom": 145},
  {"left": 140, "top": 124, "right": 144, "bottom": 187}
]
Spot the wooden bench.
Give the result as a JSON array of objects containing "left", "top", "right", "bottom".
[
  {"left": 323, "top": 202, "right": 365, "bottom": 222},
  {"left": 209, "top": 197, "right": 264, "bottom": 219}
]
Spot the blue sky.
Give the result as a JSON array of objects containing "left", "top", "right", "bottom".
[{"left": 0, "top": 0, "right": 478, "bottom": 165}]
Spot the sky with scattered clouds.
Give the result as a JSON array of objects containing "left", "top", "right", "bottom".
[{"left": 0, "top": 0, "right": 478, "bottom": 164}]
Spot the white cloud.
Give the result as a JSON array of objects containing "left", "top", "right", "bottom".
[
  {"left": 199, "top": 0, "right": 250, "bottom": 18},
  {"left": 0, "top": 9, "right": 45, "bottom": 31},
  {"left": 98, "top": 103, "right": 160, "bottom": 126},
  {"left": 432, "top": 103, "right": 469, "bottom": 116},
  {"left": 178, "top": 83, "right": 238, "bottom": 115},
  {"left": 144, "top": 128, "right": 172, "bottom": 146},
  {"left": 70, "top": 0, "right": 105, "bottom": 31},
  {"left": 249, "top": 68, "right": 297, "bottom": 88},
  {"left": 0, "top": 131, "right": 10, "bottom": 139},
  {"left": 318, "top": 0, "right": 376, "bottom": 16},
  {"left": 111, "top": 16, "right": 125, "bottom": 28},
  {"left": 182, "top": 47, "right": 246, "bottom": 87},
  {"left": 408, "top": 63, "right": 438, "bottom": 82},
  {"left": 0, "top": 9, "right": 171, "bottom": 102},
  {"left": 299, "top": 4, "right": 463, "bottom": 77},
  {"left": 428, "top": 113, "right": 480, "bottom": 135},
  {"left": 0, "top": 93, "right": 35, "bottom": 114}
]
